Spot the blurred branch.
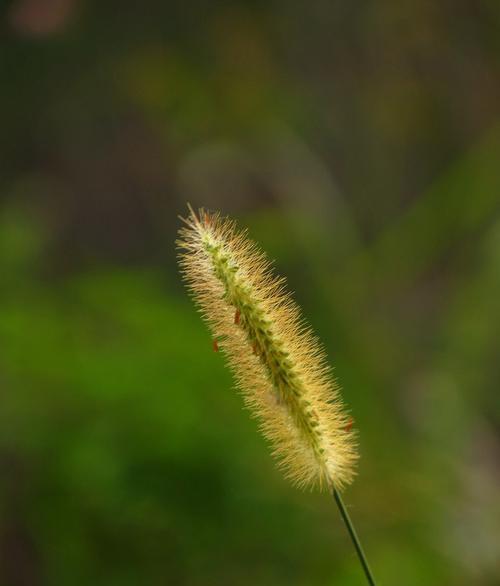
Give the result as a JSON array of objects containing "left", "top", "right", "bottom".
[{"left": 343, "top": 124, "right": 500, "bottom": 294}]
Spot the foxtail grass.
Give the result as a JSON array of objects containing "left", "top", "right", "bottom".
[{"left": 177, "top": 206, "right": 376, "bottom": 585}]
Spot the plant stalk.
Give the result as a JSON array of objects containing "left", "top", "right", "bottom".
[{"left": 332, "top": 488, "right": 376, "bottom": 586}]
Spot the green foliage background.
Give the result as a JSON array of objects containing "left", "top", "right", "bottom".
[{"left": 1, "top": 2, "right": 500, "bottom": 584}]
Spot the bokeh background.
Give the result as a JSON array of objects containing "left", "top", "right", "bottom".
[{"left": 2, "top": 1, "right": 500, "bottom": 585}]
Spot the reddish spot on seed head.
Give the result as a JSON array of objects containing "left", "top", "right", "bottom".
[
  {"left": 234, "top": 309, "right": 241, "bottom": 325},
  {"left": 344, "top": 417, "right": 354, "bottom": 432},
  {"left": 213, "top": 339, "right": 219, "bottom": 352}
]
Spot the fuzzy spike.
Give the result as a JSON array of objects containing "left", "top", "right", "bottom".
[{"left": 177, "top": 207, "right": 358, "bottom": 490}]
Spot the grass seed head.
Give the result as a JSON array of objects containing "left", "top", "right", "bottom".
[{"left": 177, "top": 206, "right": 358, "bottom": 490}]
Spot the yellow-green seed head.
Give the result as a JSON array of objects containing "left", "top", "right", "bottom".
[{"left": 177, "top": 207, "right": 358, "bottom": 490}]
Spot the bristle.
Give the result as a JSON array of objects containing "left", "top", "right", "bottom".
[{"left": 177, "top": 207, "right": 358, "bottom": 490}]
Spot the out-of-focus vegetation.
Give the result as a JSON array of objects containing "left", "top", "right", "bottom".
[{"left": 1, "top": 1, "right": 500, "bottom": 585}]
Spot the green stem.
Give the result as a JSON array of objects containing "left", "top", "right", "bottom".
[{"left": 332, "top": 488, "right": 376, "bottom": 586}]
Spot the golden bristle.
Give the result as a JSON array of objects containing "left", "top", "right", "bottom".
[{"left": 176, "top": 206, "right": 358, "bottom": 490}]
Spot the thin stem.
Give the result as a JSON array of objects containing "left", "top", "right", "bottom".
[{"left": 332, "top": 487, "right": 376, "bottom": 586}]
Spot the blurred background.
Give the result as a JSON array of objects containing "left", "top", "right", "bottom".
[{"left": 2, "top": 1, "right": 500, "bottom": 584}]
